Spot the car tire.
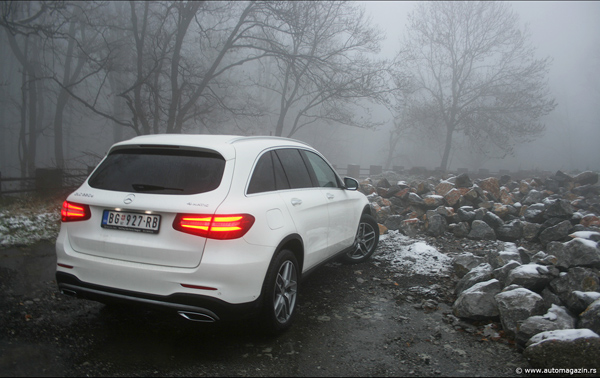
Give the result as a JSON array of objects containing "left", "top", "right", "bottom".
[
  {"left": 260, "top": 249, "right": 299, "bottom": 334},
  {"left": 342, "top": 213, "right": 379, "bottom": 264}
]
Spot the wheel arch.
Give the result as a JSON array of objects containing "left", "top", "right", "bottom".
[{"left": 272, "top": 234, "right": 304, "bottom": 276}]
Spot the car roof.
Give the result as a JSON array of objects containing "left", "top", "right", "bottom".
[{"left": 109, "top": 134, "right": 313, "bottom": 160}]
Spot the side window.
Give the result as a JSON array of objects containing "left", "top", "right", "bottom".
[
  {"left": 303, "top": 150, "right": 340, "bottom": 188},
  {"left": 247, "top": 152, "right": 276, "bottom": 194},
  {"left": 274, "top": 149, "right": 314, "bottom": 189},
  {"left": 272, "top": 151, "right": 291, "bottom": 190}
]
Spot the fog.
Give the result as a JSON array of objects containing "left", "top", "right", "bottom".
[
  {"left": 0, "top": 1, "right": 598, "bottom": 180},
  {"left": 349, "top": 1, "right": 600, "bottom": 173}
]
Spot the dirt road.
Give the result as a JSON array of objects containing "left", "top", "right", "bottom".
[{"left": 0, "top": 241, "right": 528, "bottom": 377}]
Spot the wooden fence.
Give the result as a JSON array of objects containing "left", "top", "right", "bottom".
[{"left": 0, "top": 168, "right": 91, "bottom": 196}]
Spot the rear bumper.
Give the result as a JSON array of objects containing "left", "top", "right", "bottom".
[{"left": 56, "top": 272, "right": 262, "bottom": 322}]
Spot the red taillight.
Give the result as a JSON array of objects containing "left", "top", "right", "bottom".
[
  {"left": 61, "top": 201, "right": 91, "bottom": 222},
  {"left": 173, "top": 213, "right": 255, "bottom": 240}
]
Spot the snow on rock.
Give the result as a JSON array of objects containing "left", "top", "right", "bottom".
[
  {"left": 523, "top": 329, "right": 600, "bottom": 369},
  {"left": 375, "top": 230, "right": 452, "bottom": 276},
  {"left": 569, "top": 231, "right": 600, "bottom": 241},
  {"left": 526, "top": 328, "right": 599, "bottom": 347}
]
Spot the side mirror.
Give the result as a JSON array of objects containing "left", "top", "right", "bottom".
[{"left": 344, "top": 177, "right": 359, "bottom": 191}]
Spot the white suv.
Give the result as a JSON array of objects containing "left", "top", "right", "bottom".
[{"left": 56, "top": 135, "right": 379, "bottom": 333}]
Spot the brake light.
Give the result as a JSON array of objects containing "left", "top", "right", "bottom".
[
  {"left": 173, "top": 214, "right": 255, "bottom": 239},
  {"left": 61, "top": 201, "right": 91, "bottom": 222}
]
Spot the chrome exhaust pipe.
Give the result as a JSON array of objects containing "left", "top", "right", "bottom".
[
  {"left": 61, "top": 288, "right": 78, "bottom": 297},
  {"left": 178, "top": 311, "right": 217, "bottom": 322}
]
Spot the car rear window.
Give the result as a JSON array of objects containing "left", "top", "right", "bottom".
[{"left": 88, "top": 148, "right": 226, "bottom": 195}]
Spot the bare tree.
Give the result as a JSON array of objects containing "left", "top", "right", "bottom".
[
  {"left": 58, "top": 1, "right": 275, "bottom": 136},
  {"left": 0, "top": 1, "right": 62, "bottom": 176},
  {"left": 397, "top": 2, "right": 556, "bottom": 172},
  {"left": 251, "top": 1, "right": 395, "bottom": 137}
]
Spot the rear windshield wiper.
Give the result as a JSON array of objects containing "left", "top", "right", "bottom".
[{"left": 132, "top": 184, "right": 184, "bottom": 192}]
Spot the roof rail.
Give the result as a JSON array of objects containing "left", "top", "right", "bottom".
[{"left": 229, "top": 135, "right": 311, "bottom": 147}]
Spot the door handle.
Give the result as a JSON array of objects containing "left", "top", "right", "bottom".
[
  {"left": 326, "top": 193, "right": 335, "bottom": 200},
  {"left": 291, "top": 198, "right": 303, "bottom": 206}
]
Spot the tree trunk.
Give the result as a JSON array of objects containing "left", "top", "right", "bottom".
[
  {"left": 53, "top": 91, "right": 68, "bottom": 169},
  {"left": 440, "top": 124, "right": 454, "bottom": 173}
]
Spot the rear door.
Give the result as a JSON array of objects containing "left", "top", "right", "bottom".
[{"left": 65, "top": 147, "right": 232, "bottom": 268}]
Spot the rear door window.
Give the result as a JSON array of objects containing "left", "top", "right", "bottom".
[
  {"left": 247, "top": 151, "right": 291, "bottom": 194},
  {"left": 274, "top": 149, "right": 314, "bottom": 189},
  {"left": 88, "top": 148, "right": 226, "bottom": 195}
]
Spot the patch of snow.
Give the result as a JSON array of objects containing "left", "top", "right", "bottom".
[
  {"left": 503, "top": 242, "right": 518, "bottom": 254},
  {"left": 573, "top": 291, "right": 600, "bottom": 303},
  {"left": 542, "top": 312, "right": 558, "bottom": 321},
  {"left": 528, "top": 329, "right": 599, "bottom": 348},
  {"left": 573, "top": 237, "right": 599, "bottom": 249},
  {"left": 376, "top": 230, "right": 452, "bottom": 276},
  {"left": 512, "top": 263, "right": 549, "bottom": 275},
  {"left": 0, "top": 211, "right": 60, "bottom": 248},
  {"left": 569, "top": 231, "right": 600, "bottom": 240}
]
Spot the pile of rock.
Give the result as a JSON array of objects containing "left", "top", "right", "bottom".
[
  {"left": 361, "top": 170, "right": 600, "bottom": 242},
  {"left": 360, "top": 170, "right": 600, "bottom": 368},
  {"left": 452, "top": 237, "right": 600, "bottom": 368}
]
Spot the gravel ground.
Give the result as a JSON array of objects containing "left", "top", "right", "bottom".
[{"left": 0, "top": 237, "right": 531, "bottom": 377}]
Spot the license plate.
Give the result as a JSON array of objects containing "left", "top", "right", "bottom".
[{"left": 101, "top": 210, "right": 161, "bottom": 234}]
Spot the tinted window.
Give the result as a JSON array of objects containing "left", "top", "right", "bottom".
[
  {"left": 88, "top": 148, "right": 225, "bottom": 195},
  {"left": 247, "top": 151, "right": 293, "bottom": 195},
  {"left": 272, "top": 151, "right": 291, "bottom": 190},
  {"left": 248, "top": 152, "right": 275, "bottom": 194},
  {"left": 303, "top": 151, "right": 339, "bottom": 188},
  {"left": 274, "top": 149, "right": 313, "bottom": 189}
]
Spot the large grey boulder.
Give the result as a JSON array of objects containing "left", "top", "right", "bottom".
[
  {"left": 450, "top": 222, "right": 470, "bottom": 238},
  {"left": 426, "top": 213, "right": 447, "bottom": 237},
  {"left": 452, "top": 253, "right": 486, "bottom": 279},
  {"left": 555, "top": 238, "right": 600, "bottom": 269},
  {"left": 544, "top": 199, "right": 574, "bottom": 219},
  {"left": 578, "top": 298, "right": 600, "bottom": 335},
  {"left": 468, "top": 220, "right": 496, "bottom": 240},
  {"left": 493, "top": 260, "right": 521, "bottom": 286},
  {"left": 523, "top": 190, "right": 544, "bottom": 205},
  {"left": 383, "top": 215, "right": 404, "bottom": 231},
  {"left": 496, "top": 220, "right": 523, "bottom": 242},
  {"left": 573, "top": 171, "right": 599, "bottom": 186},
  {"left": 457, "top": 207, "right": 476, "bottom": 222},
  {"left": 482, "top": 211, "right": 504, "bottom": 230},
  {"left": 453, "top": 279, "right": 501, "bottom": 320},
  {"left": 523, "top": 329, "right": 600, "bottom": 369},
  {"left": 505, "top": 264, "right": 557, "bottom": 293},
  {"left": 539, "top": 220, "right": 572, "bottom": 246},
  {"left": 408, "top": 192, "right": 425, "bottom": 206},
  {"left": 495, "top": 288, "right": 546, "bottom": 338},
  {"left": 523, "top": 203, "right": 546, "bottom": 223},
  {"left": 531, "top": 251, "right": 558, "bottom": 266},
  {"left": 522, "top": 222, "right": 542, "bottom": 241},
  {"left": 454, "top": 263, "right": 494, "bottom": 295},
  {"left": 455, "top": 173, "right": 472, "bottom": 188},
  {"left": 548, "top": 267, "right": 600, "bottom": 314},
  {"left": 487, "top": 243, "right": 521, "bottom": 269},
  {"left": 515, "top": 305, "right": 577, "bottom": 347}
]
